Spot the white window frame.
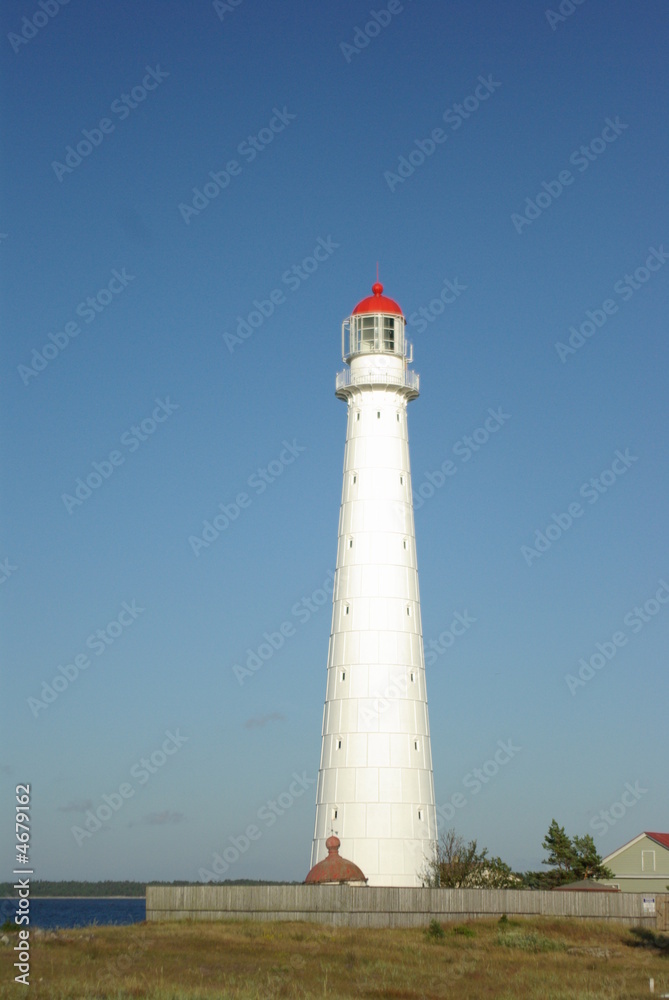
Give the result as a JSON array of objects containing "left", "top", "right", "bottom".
[{"left": 642, "top": 850, "right": 656, "bottom": 872}]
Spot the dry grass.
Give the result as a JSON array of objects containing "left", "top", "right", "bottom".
[{"left": 0, "top": 916, "right": 667, "bottom": 999}]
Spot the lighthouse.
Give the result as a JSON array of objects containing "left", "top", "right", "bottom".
[{"left": 309, "top": 281, "right": 438, "bottom": 887}]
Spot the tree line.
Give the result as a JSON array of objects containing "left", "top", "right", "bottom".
[
  {"left": 0, "top": 821, "right": 616, "bottom": 895},
  {"left": 421, "top": 820, "right": 615, "bottom": 889}
]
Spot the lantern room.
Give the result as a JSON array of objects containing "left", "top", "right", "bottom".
[{"left": 341, "top": 282, "right": 412, "bottom": 364}]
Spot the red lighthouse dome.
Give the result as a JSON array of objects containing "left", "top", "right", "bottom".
[{"left": 352, "top": 282, "right": 403, "bottom": 317}]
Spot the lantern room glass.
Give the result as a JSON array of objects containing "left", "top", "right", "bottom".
[{"left": 348, "top": 313, "right": 405, "bottom": 357}]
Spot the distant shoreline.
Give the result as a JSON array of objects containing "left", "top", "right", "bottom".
[{"left": 2, "top": 895, "right": 146, "bottom": 901}]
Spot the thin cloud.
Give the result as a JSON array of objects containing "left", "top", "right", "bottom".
[
  {"left": 142, "top": 810, "right": 185, "bottom": 826},
  {"left": 244, "top": 712, "right": 285, "bottom": 729},
  {"left": 58, "top": 799, "right": 93, "bottom": 813}
]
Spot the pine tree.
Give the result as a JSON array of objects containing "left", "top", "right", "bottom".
[
  {"left": 521, "top": 820, "right": 615, "bottom": 887},
  {"left": 572, "top": 834, "right": 614, "bottom": 881},
  {"left": 542, "top": 819, "right": 577, "bottom": 882}
]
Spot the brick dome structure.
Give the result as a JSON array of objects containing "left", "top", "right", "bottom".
[{"left": 304, "top": 836, "right": 367, "bottom": 886}]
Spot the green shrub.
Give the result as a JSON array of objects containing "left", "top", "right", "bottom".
[
  {"left": 628, "top": 927, "right": 669, "bottom": 952},
  {"left": 498, "top": 931, "right": 567, "bottom": 953},
  {"left": 452, "top": 924, "right": 476, "bottom": 938},
  {"left": 425, "top": 919, "right": 445, "bottom": 941}
]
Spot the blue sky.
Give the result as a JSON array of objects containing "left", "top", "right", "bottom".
[{"left": 1, "top": 0, "right": 668, "bottom": 882}]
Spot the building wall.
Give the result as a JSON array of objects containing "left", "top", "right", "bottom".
[
  {"left": 146, "top": 885, "right": 667, "bottom": 929},
  {"left": 602, "top": 835, "right": 669, "bottom": 893},
  {"left": 600, "top": 877, "right": 669, "bottom": 894}
]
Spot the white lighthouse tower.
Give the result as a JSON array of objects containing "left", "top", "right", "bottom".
[{"left": 310, "top": 281, "right": 438, "bottom": 887}]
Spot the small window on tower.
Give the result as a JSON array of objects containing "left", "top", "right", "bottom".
[
  {"left": 406, "top": 606, "right": 412, "bottom": 616},
  {"left": 414, "top": 739, "right": 420, "bottom": 751},
  {"left": 348, "top": 538, "right": 353, "bottom": 549},
  {"left": 356, "top": 412, "right": 360, "bottom": 421},
  {"left": 418, "top": 809, "right": 424, "bottom": 821},
  {"left": 344, "top": 605, "right": 349, "bottom": 615},
  {"left": 377, "top": 411, "right": 381, "bottom": 419},
  {"left": 403, "top": 539, "right": 408, "bottom": 550},
  {"left": 410, "top": 672, "right": 415, "bottom": 683},
  {"left": 352, "top": 474, "right": 357, "bottom": 484},
  {"left": 340, "top": 670, "right": 346, "bottom": 681},
  {"left": 332, "top": 808, "right": 338, "bottom": 820},
  {"left": 337, "top": 739, "right": 342, "bottom": 750},
  {"left": 400, "top": 475, "right": 404, "bottom": 485},
  {"left": 397, "top": 413, "right": 400, "bottom": 422}
]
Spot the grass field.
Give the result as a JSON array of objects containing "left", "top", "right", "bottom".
[{"left": 1, "top": 916, "right": 667, "bottom": 999}]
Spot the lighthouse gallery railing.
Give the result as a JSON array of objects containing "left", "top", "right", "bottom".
[{"left": 335, "top": 369, "right": 420, "bottom": 392}]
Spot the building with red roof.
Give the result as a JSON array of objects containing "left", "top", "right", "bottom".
[{"left": 600, "top": 832, "right": 669, "bottom": 894}]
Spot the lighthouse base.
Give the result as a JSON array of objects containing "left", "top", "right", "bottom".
[{"left": 311, "top": 833, "right": 435, "bottom": 888}]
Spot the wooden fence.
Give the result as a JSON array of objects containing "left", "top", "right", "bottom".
[{"left": 146, "top": 885, "right": 669, "bottom": 929}]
